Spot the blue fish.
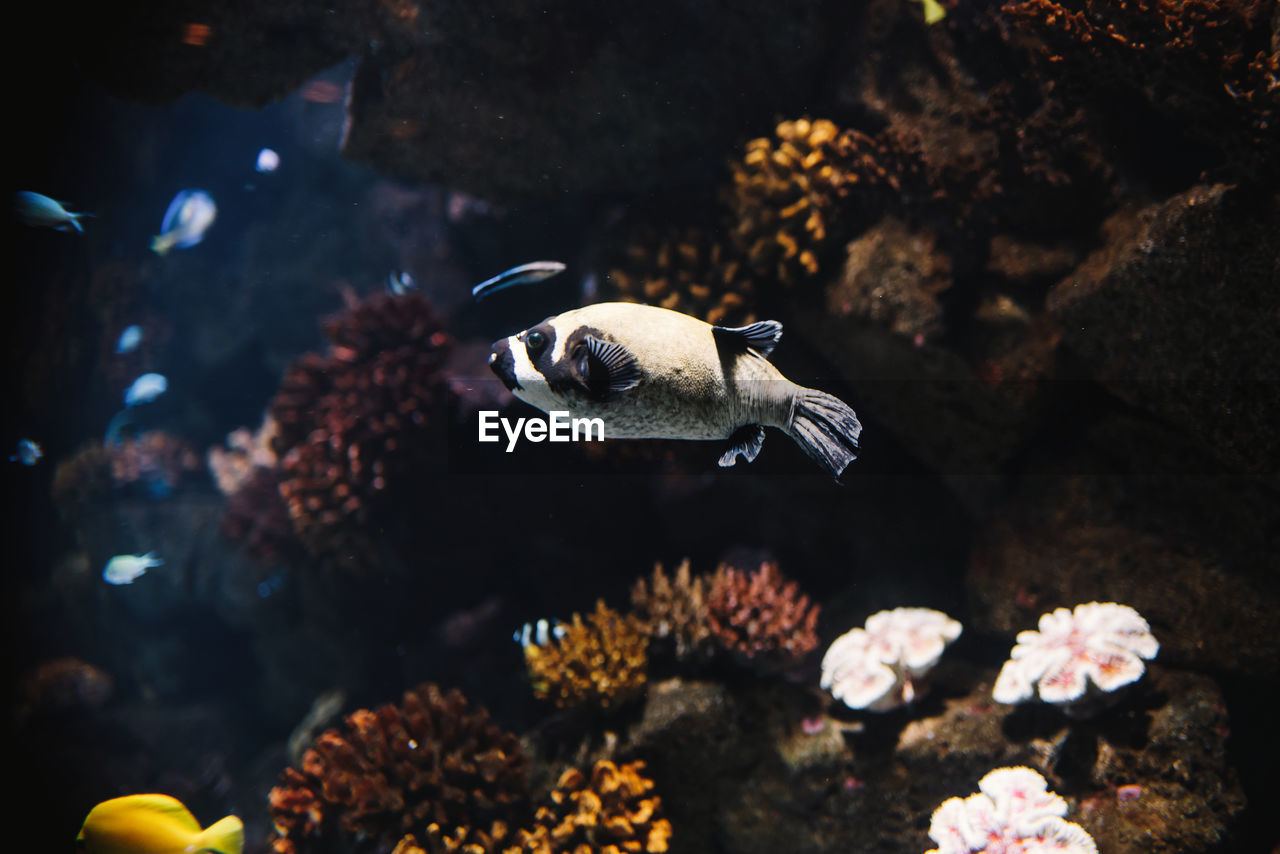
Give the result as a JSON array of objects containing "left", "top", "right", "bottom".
[
  {"left": 10, "top": 438, "right": 43, "bottom": 466},
  {"left": 472, "top": 261, "right": 567, "bottom": 300},
  {"left": 116, "top": 325, "right": 143, "bottom": 354},
  {"left": 255, "top": 148, "right": 280, "bottom": 174},
  {"left": 386, "top": 270, "right": 418, "bottom": 296},
  {"left": 124, "top": 373, "right": 168, "bottom": 407},
  {"left": 13, "top": 191, "right": 90, "bottom": 233},
  {"left": 152, "top": 190, "right": 216, "bottom": 255}
]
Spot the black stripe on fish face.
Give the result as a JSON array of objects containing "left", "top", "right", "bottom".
[
  {"left": 489, "top": 337, "right": 521, "bottom": 390},
  {"left": 520, "top": 320, "right": 557, "bottom": 372}
]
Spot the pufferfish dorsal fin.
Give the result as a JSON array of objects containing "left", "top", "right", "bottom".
[
  {"left": 718, "top": 424, "right": 766, "bottom": 467},
  {"left": 712, "top": 320, "right": 783, "bottom": 359},
  {"left": 578, "top": 335, "right": 641, "bottom": 395}
]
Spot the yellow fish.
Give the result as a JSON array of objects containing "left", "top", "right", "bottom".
[{"left": 76, "top": 794, "right": 243, "bottom": 854}]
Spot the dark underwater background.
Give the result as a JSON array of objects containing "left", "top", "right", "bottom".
[{"left": 4, "top": 1, "right": 1278, "bottom": 852}]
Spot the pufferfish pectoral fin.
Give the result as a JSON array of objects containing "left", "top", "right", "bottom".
[
  {"left": 578, "top": 335, "right": 641, "bottom": 395},
  {"left": 712, "top": 320, "right": 783, "bottom": 359},
  {"left": 718, "top": 424, "right": 766, "bottom": 467}
]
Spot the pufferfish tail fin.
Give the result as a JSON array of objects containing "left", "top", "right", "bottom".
[
  {"left": 192, "top": 814, "right": 244, "bottom": 854},
  {"left": 786, "top": 388, "right": 862, "bottom": 478}
]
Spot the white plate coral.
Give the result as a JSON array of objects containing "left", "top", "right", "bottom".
[
  {"left": 993, "top": 601, "right": 1159, "bottom": 713},
  {"left": 820, "top": 607, "right": 962, "bottom": 711},
  {"left": 926, "top": 766, "right": 1097, "bottom": 854}
]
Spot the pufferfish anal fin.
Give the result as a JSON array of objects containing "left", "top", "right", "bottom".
[
  {"left": 712, "top": 320, "right": 783, "bottom": 359},
  {"left": 718, "top": 424, "right": 766, "bottom": 467},
  {"left": 580, "top": 335, "right": 641, "bottom": 395}
]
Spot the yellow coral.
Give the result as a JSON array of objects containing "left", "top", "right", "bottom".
[
  {"left": 604, "top": 226, "right": 757, "bottom": 326},
  {"left": 513, "top": 761, "right": 671, "bottom": 854},
  {"left": 729, "top": 118, "right": 922, "bottom": 286},
  {"left": 522, "top": 601, "right": 648, "bottom": 710}
]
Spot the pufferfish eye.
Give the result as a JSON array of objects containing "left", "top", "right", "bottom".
[{"left": 524, "top": 330, "right": 548, "bottom": 356}]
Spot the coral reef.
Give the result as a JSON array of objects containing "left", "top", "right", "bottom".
[
  {"left": 268, "top": 291, "right": 453, "bottom": 568},
  {"left": 602, "top": 226, "right": 757, "bottom": 327},
  {"left": 629, "top": 560, "right": 715, "bottom": 667},
  {"left": 268, "top": 683, "right": 529, "bottom": 854},
  {"left": 830, "top": 219, "right": 953, "bottom": 344},
  {"left": 926, "top": 766, "right": 1097, "bottom": 854},
  {"left": 220, "top": 467, "right": 304, "bottom": 565},
  {"left": 207, "top": 415, "right": 280, "bottom": 496},
  {"left": 16, "top": 657, "right": 114, "bottom": 721},
  {"left": 52, "top": 432, "right": 202, "bottom": 507},
  {"left": 520, "top": 601, "right": 649, "bottom": 711},
  {"left": 705, "top": 561, "right": 819, "bottom": 673},
  {"left": 820, "top": 607, "right": 962, "bottom": 711},
  {"left": 993, "top": 602, "right": 1159, "bottom": 714},
  {"left": 727, "top": 118, "right": 926, "bottom": 286},
  {"left": 513, "top": 760, "right": 672, "bottom": 854},
  {"left": 1001, "top": 0, "right": 1279, "bottom": 171}
]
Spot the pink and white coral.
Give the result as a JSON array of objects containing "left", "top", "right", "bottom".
[
  {"left": 992, "top": 601, "right": 1159, "bottom": 709},
  {"left": 820, "top": 607, "right": 962, "bottom": 711},
  {"left": 926, "top": 766, "right": 1097, "bottom": 854}
]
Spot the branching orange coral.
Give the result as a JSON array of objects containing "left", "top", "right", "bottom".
[
  {"left": 512, "top": 760, "right": 672, "bottom": 854},
  {"left": 1002, "top": 0, "right": 1278, "bottom": 163},
  {"left": 629, "top": 560, "right": 715, "bottom": 666},
  {"left": 706, "top": 561, "right": 820, "bottom": 673},
  {"left": 269, "top": 683, "right": 529, "bottom": 854},
  {"left": 604, "top": 226, "right": 757, "bottom": 326},
  {"left": 728, "top": 118, "right": 926, "bottom": 285},
  {"left": 522, "top": 601, "right": 649, "bottom": 710}
]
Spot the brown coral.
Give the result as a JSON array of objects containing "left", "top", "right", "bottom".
[
  {"left": 1001, "top": 0, "right": 1279, "bottom": 169},
  {"left": 522, "top": 601, "right": 649, "bottom": 710},
  {"left": 705, "top": 561, "right": 820, "bottom": 673},
  {"left": 603, "top": 225, "right": 757, "bottom": 327},
  {"left": 512, "top": 760, "right": 672, "bottom": 854},
  {"left": 17, "top": 657, "right": 113, "bottom": 721},
  {"left": 629, "top": 560, "right": 715, "bottom": 666},
  {"left": 221, "top": 467, "right": 304, "bottom": 564},
  {"left": 268, "top": 291, "right": 453, "bottom": 568},
  {"left": 269, "top": 683, "right": 529, "bottom": 854},
  {"left": 728, "top": 118, "right": 927, "bottom": 285}
]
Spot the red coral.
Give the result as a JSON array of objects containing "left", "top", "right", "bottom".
[
  {"left": 269, "top": 292, "right": 453, "bottom": 568},
  {"left": 221, "top": 467, "right": 304, "bottom": 564},
  {"left": 268, "top": 683, "right": 529, "bottom": 854},
  {"left": 705, "top": 561, "right": 820, "bottom": 673}
]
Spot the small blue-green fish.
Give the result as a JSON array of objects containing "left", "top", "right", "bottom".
[
  {"left": 116, "top": 324, "right": 143, "bottom": 354},
  {"left": 103, "top": 552, "right": 163, "bottom": 585},
  {"left": 255, "top": 147, "right": 280, "bottom": 174},
  {"left": 77, "top": 793, "right": 243, "bottom": 854},
  {"left": 386, "top": 270, "right": 418, "bottom": 296},
  {"left": 514, "top": 619, "right": 567, "bottom": 648},
  {"left": 13, "top": 191, "right": 90, "bottom": 233},
  {"left": 151, "top": 189, "right": 216, "bottom": 255},
  {"left": 124, "top": 373, "right": 168, "bottom": 407},
  {"left": 10, "top": 438, "right": 43, "bottom": 466},
  {"left": 472, "top": 261, "right": 567, "bottom": 300}
]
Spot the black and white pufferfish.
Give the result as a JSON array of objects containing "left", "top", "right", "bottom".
[{"left": 488, "top": 302, "right": 863, "bottom": 476}]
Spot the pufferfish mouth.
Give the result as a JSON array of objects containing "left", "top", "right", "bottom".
[{"left": 489, "top": 338, "right": 522, "bottom": 391}]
